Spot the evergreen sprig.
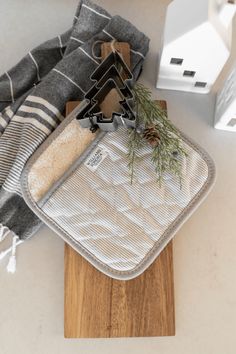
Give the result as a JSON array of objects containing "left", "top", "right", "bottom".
[{"left": 128, "top": 83, "right": 187, "bottom": 185}]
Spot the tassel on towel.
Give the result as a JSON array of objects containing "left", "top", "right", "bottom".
[
  {"left": 0, "top": 223, "right": 11, "bottom": 242},
  {"left": 0, "top": 225, "right": 23, "bottom": 273},
  {"left": 7, "top": 235, "right": 19, "bottom": 273}
]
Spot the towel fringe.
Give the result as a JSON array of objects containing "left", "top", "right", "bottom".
[
  {"left": 0, "top": 231, "right": 23, "bottom": 273},
  {"left": 0, "top": 223, "right": 11, "bottom": 242},
  {"left": 7, "top": 235, "right": 18, "bottom": 273}
]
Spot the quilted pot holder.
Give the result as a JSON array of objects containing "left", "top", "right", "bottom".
[{"left": 21, "top": 102, "right": 216, "bottom": 280}]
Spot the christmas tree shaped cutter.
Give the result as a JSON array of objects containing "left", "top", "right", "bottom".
[
  {"left": 90, "top": 50, "right": 132, "bottom": 83},
  {"left": 83, "top": 78, "right": 135, "bottom": 132},
  {"left": 76, "top": 50, "right": 136, "bottom": 132}
]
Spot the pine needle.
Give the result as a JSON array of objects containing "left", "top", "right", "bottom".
[{"left": 128, "top": 83, "right": 187, "bottom": 185}]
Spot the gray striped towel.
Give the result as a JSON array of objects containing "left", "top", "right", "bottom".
[{"left": 0, "top": 0, "right": 149, "bottom": 272}]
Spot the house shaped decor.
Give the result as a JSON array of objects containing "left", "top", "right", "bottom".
[
  {"left": 214, "top": 64, "right": 236, "bottom": 131},
  {"left": 156, "top": 0, "right": 236, "bottom": 93}
]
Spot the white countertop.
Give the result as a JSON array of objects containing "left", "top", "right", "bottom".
[{"left": 0, "top": 1, "right": 236, "bottom": 353}]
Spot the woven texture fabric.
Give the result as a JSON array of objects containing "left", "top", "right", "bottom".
[
  {"left": 0, "top": 0, "right": 149, "bottom": 240},
  {"left": 39, "top": 126, "right": 212, "bottom": 276},
  {"left": 28, "top": 118, "right": 96, "bottom": 202}
]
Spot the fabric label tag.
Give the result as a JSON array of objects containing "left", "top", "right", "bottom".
[{"left": 84, "top": 146, "right": 108, "bottom": 172}]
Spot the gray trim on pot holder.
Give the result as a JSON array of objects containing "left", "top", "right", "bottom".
[{"left": 21, "top": 103, "right": 216, "bottom": 280}]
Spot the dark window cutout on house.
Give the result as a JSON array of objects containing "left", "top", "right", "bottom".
[
  {"left": 183, "top": 70, "right": 196, "bottom": 77},
  {"left": 170, "top": 58, "right": 183, "bottom": 65},
  {"left": 227, "top": 118, "right": 236, "bottom": 127},
  {"left": 195, "top": 81, "right": 207, "bottom": 88}
]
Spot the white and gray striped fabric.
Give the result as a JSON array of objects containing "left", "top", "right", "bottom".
[
  {"left": 0, "top": 0, "right": 149, "bottom": 240},
  {"left": 22, "top": 123, "right": 215, "bottom": 280}
]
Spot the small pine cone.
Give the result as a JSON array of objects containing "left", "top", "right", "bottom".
[{"left": 143, "top": 124, "right": 160, "bottom": 147}]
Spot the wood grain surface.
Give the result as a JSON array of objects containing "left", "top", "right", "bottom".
[
  {"left": 64, "top": 42, "right": 175, "bottom": 338},
  {"left": 64, "top": 242, "right": 175, "bottom": 338}
]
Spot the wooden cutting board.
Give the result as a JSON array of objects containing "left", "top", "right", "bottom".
[{"left": 64, "top": 42, "right": 175, "bottom": 338}]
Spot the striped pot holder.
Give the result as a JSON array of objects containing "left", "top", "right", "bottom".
[{"left": 21, "top": 103, "right": 216, "bottom": 280}]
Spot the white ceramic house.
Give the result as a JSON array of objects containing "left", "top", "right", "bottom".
[
  {"left": 214, "top": 65, "right": 236, "bottom": 131},
  {"left": 156, "top": 0, "right": 236, "bottom": 93}
]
